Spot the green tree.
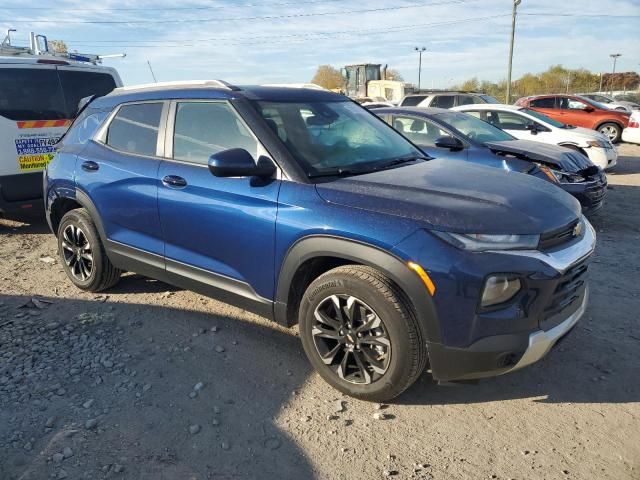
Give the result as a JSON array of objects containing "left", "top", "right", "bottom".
[{"left": 311, "top": 65, "right": 344, "bottom": 90}]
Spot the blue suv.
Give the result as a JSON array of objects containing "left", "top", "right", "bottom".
[{"left": 45, "top": 81, "right": 596, "bottom": 401}]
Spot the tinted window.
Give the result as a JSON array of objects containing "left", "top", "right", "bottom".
[
  {"left": 530, "top": 97, "right": 556, "bottom": 108},
  {"left": 58, "top": 70, "right": 117, "bottom": 117},
  {"left": 457, "top": 95, "right": 479, "bottom": 106},
  {"left": 0, "top": 67, "right": 66, "bottom": 120},
  {"left": 479, "top": 95, "right": 499, "bottom": 104},
  {"left": 392, "top": 115, "right": 449, "bottom": 147},
  {"left": 400, "top": 95, "right": 427, "bottom": 106},
  {"left": 486, "top": 111, "right": 533, "bottom": 130},
  {"left": 173, "top": 102, "right": 258, "bottom": 164},
  {"left": 106, "top": 103, "right": 163, "bottom": 156},
  {"left": 432, "top": 95, "right": 455, "bottom": 109}
]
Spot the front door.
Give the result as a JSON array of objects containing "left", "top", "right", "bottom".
[{"left": 157, "top": 100, "right": 281, "bottom": 302}]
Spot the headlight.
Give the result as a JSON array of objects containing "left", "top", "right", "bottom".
[
  {"left": 542, "top": 166, "right": 585, "bottom": 184},
  {"left": 432, "top": 231, "right": 539, "bottom": 251},
  {"left": 481, "top": 275, "right": 522, "bottom": 307}
]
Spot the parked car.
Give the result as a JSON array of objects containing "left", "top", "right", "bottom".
[
  {"left": 377, "top": 107, "right": 607, "bottom": 214},
  {"left": 0, "top": 53, "right": 121, "bottom": 215},
  {"left": 514, "top": 94, "right": 630, "bottom": 143},
  {"left": 452, "top": 103, "right": 617, "bottom": 170},
  {"left": 399, "top": 91, "right": 498, "bottom": 108},
  {"left": 622, "top": 110, "right": 640, "bottom": 144},
  {"left": 45, "top": 81, "right": 595, "bottom": 401},
  {"left": 578, "top": 93, "right": 639, "bottom": 112}
]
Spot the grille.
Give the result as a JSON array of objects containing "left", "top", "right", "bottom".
[
  {"left": 538, "top": 220, "right": 579, "bottom": 251},
  {"left": 541, "top": 261, "right": 588, "bottom": 328}
]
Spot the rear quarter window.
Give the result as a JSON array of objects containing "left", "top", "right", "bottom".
[{"left": 61, "top": 108, "right": 109, "bottom": 145}]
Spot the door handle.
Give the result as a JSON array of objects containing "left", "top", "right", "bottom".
[
  {"left": 81, "top": 160, "right": 99, "bottom": 171},
  {"left": 162, "top": 175, "right": 187, "bottom": 188}
]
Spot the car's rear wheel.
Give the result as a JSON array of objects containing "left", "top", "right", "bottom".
[
  {"left": 58, "top": 208, "right": 121, "bottom": 292},
  {"left": 299, "top": 265, "right": 427, "bottom": 401},
  {"left": 598, "top": 122, "right": 622, "bottom": 143}
]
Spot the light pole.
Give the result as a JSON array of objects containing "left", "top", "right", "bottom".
[
  {"left": 506, "top": 0, "right": 521, "bottom": 103},
  {"left": 415, "top": 47, "right": 426, "bottom": 91},
  {"left": 609, "top": 53, "right": 621, "bottom": 95}
]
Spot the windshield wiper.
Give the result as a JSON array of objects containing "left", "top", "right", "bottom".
[
  {"left": 308, "top": 168, "right": 361, "bottom": 179},
  {"left": 374, "top": 155, "right": 429, "bottom": 171}
]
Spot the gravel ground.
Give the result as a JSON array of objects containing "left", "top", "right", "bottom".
[{"left": 1, "top": 144, "right": 639, "bottom": 480}]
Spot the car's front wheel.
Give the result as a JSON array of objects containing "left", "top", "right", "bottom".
[
  {"left": 58, "top": 208, "right": 122, "bottom": 292},
  {"left": 598, "top": 122, "right": 622, "bottom": 143},
  {"left": 299, "top": 265, "right": 427, "bottom": 401}
]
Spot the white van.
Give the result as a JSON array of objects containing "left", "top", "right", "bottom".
[{"left": 0, "top": 35, "right": 122, "bottom": 214}]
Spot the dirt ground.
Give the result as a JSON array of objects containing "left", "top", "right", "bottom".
[{"left": 1, "top": 144, "right": 639, "bottom": 480}]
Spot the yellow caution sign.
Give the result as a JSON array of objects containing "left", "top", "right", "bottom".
[{"left": 17, "top": 153, "right": 55, "bottom": 171}]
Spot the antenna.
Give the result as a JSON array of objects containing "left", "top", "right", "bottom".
[{"left": 147, "top": 60, "right": 158, "bottom": 83}]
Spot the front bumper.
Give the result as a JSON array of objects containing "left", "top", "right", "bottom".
[
  {"left": 559, "top": 171, "right": 607, "bottom": 215},
  {"left": 424, "top": 218, "right": 596, "bottom": 382}
]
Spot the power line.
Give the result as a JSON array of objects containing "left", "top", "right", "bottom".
[
  {"left": 64, "top": 14, "right": 511, "bottom": 48},
  {"left": 3, "top": 0, "right": 474, "bottom": 25},
  {"left": 0, "top": 0, "right": 345, "bottom": 12},
  {"left": 521, "top": 13, "right": 640, "bottom": 18}
]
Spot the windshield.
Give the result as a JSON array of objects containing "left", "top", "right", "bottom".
[
  {"left": 434, "top": 111, "right": 514, "bottom": 143},
  {"left": 520, "top": 108, "right": 566, "bottom": 128},
  {"left": 255, "top": 100, "right": 424, "bottom": 176},
  {"left": 479, "top": 95, "right": 499, "bottom": 104}
]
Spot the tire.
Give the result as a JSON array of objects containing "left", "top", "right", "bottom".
[
  {"left": 597, "top": 122, "right": 622, "bottom": 143},
  {"left": 298, "top": 265, "right": 427, "bottom": 401},
  {"left": 57, "top": 208, "right": 121, "bottom": 292}
]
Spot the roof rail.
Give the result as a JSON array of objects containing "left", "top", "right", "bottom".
[{"left": 113, "top": 79, "right": 240, "bottom": 92}]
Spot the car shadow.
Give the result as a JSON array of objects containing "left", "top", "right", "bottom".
[
  {"left": 0, "top": 214, "right": 50, "bottom": 235},
  {"left": 0, "top": 294, "right": 315, "bottom": 480}
]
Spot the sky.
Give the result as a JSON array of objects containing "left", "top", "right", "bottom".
[{"left": 1, "top": 0, "right": 639, "bottom": 88}]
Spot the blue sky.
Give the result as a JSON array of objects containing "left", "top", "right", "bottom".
[{"left": 2, "top": 0, "right": 639, "bottom": 87}]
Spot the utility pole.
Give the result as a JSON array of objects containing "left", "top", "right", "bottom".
[
  {"left": 506, "top": 0, "right": 521, "bottom": 104},
  {"left": 415, "top": 47, "right": 426, "bottom": 91},
  {"left": 609, "top": 53, "right": 621, "bottom": 95}
]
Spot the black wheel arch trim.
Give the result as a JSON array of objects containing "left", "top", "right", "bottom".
[{"left": 275, "top": 235, "right": 442, "bottom": 344}]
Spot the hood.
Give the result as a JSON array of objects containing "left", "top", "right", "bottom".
[
  {"left": 484, "top": 140, "right": 593, "bottom": 172},
  {"left": 315, "top": 159, "right": 580, "bottom": 235}
]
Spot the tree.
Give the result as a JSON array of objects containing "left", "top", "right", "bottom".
[
  {"left": 311, "top": 65, "right": 344, "bottom": 90},
  {"left": 385, "top": 69, "right": 404, "bottom": 81},
  {"left": 48, "top": 40, "right": 68, "bottom": 54}
]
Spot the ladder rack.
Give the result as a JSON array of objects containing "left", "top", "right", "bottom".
[{"left": 1, "top": 29, "right": 125, "bottom": 65}]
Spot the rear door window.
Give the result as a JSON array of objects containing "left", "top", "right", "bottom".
[
  {"left": 57, "top": 69, "right": 117, "bottom": 117},
  {"left": 400, "top": 95, "right": 427, "bottom": 107},
  {"left": 106, "top": 103, "right": 163, "bottom": 156},
  {"left": 431, "top": 95, "right": 455, "bottom": 109},
  {"left": 530, "top": 97, "right": 556, "bottom": 109},
  {"left": 0, "top": 67, "right": 67, "bottom": 120}
]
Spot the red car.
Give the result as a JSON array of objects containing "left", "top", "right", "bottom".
[{"left": 515, "top": 94, "right": 630, "bottom": 143}]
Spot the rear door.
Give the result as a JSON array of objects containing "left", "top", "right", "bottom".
[
  {"left": 0, "top": 64, "right": 69, "bottom": 205},
  {"left": 157, "top": 100, "right": 281, "bottom": 301},
  {"left": 77, "top": 101, "right": 166, "bottom": 260}
]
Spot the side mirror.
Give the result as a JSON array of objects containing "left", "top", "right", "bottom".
[
  {"left": 434, "top": 136, "right": 464, "bottom": 151},
  {"left": 208, "top": 148, "right": 276, "bottom": 178},
  {"left": 526, "top": 124, "right": 539, "bottom": 135},
  {"left": 584, "top": 106, "right": 595, "bottom": 113}
]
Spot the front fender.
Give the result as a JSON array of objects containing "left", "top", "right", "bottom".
[{"left": 274, "top": 235, "right": 441, "bottom": 344}]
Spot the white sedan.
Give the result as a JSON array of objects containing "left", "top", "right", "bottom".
[
  {"left": 452, "top": 103, "right": 617, "bottom": 170},
  {"left": 622, "top": 111, "right": 640, "bottom": 144}
]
